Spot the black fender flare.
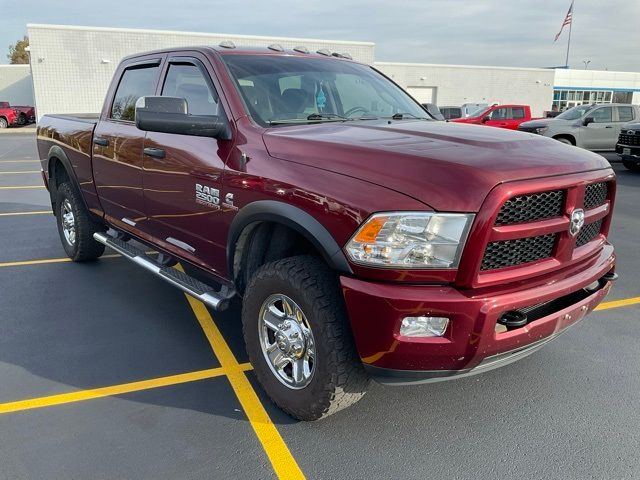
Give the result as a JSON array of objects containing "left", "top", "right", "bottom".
[
  {"left": 47, "top": 145, "right": 88, "bottom": 211},
  {"left": 227, "top": 200, "right": 353, "bottom": 276}
]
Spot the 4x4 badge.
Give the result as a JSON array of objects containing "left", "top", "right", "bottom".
[{"left": 569, "top": 208, "right": 585, "bottom": 237}]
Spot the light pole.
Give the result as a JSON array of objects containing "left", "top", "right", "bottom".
[{"left": 583, "top": 60, "right": 591, "bottom": 69}]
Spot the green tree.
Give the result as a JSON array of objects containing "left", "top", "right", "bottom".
[{"left": 8, "top": 36, "right": 29, "bottom": 64}]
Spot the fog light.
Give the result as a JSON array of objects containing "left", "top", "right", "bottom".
[{"left": 400, "top": 316, "right": 449, "bottom": 337}]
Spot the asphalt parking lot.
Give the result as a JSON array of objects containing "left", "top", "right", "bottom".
[{"left": 1, "top": 130, "right": 639, "bottom": 480}]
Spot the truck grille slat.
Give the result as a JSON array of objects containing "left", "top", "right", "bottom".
[
  {"left": 583, "top": 182, "right": 608, "bottom": 210},
  {"left": 495, "top": 190, "right": 564, "bottom": 225},
  {"left": 576, "top": 219, "right": 603, "bottom": 248},
  {"left": 618, "top": 132, "right": 640, "bottom": 146},
  {"left": 481, "top": 234, "right": 556, "bottom": 270}
]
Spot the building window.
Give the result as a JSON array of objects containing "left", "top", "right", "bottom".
[{"left": 551, "top": 89, "right": 620, "bottom": 112}]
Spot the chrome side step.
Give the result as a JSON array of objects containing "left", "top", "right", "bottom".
[{"left": 93, "top": 232, "right": 234, "bottom": 311}]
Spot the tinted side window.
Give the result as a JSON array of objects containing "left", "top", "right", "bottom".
[
  {"left": 618, "top": 106, "right": 634, "bottom": 123},
  {"left": 488, "top": 108, "right": 509, "bottom": 120},
  {"left": 110, "top": 65, "right": 159, "bottom": 121},
  {"left": 592, "top": 107, "right": 612, "bottom": 123},
  {"left": 162, "top": 63, "right": 219, "bottom": 116},
  {"left": 512, "top": 107, "right": 525, "bottom": 119}
]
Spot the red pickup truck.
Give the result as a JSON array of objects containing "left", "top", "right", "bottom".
[
  {"left": 37, "top": 46, "right": 617, "bottom": 420},
  {"left": 0, "top": 101, "right": 35, "bottom": 127},
  {"left": 452, "top": 104, "right": 538, "bottom": 129}
]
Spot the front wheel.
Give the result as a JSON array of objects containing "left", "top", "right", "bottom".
[
  {"left": 242, "top": 255, "right": 369, "bottom": 421},
  {"left": 623, "top": 159, "right": 640, "bottom": 173},
  {"left": 0, "top": 117, "right": 8, "bottom": 129},
  {"left": 55, "top": 182, "right": 106, "bottom": 261},
  {"left": 554, "top": 136, "right": 574, "bottom": 146}
]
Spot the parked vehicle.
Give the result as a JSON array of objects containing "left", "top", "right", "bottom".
[
  {"left": 616, "top": 122, "right": 640, "bottom": 172},
  {"left": 0, "top": 101, "right": 35, "bottom": 126},
  {"left": 0, "top": 102, "right": 19, "bottom": 128},
  {"left": 37, "top": 46, "right": 617, "bottom": 421},
  {"left": 519, "top": 104, "right": 640, "bottom": 151},
  {"left": 461, "top": 103, "right": 488, "bottom": 117},
  {"left": 439, "top": 106, "right": 463, "bottom": 120},
  {"left": 451, "top": 104, "right": 538, "bottom": 130},
  {"left": 421, "top": 103, "right": 445, "bottom": 121}
]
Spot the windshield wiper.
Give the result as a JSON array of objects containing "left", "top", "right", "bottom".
[
  {"left": 389, "top": 112, "right": 429, "bottom": 120},
  {"left": 267, "top": 113, "right": 351, "bottom": 125}
]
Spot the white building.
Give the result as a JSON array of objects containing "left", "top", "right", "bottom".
[
  {"left": 19, "top": 23, "right": 640, "bottom": 120},
  {"left": 0, "top": 64, "right": 34, "bottom": 105}
]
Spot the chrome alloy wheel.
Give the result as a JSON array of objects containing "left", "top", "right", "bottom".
[
  {"left": 61, "top": 198, "right": 76, "bottom": 246},
  {"left": 258, "top": 294, "right": 315, "bottom": 389}
]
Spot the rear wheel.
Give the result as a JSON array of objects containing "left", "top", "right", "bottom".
[
  {"left": 55, "top": 182, "right": 106, "bottom": 261},
  {"left": 242, "top": 255, "right": 369, "bottom": 420},
  {"left": 0, "top": 117, "right": 8, "bottom": 129},
  {"left": 623, "top": 159, "right": 640, "bottom": 172},
  {"left": 17, "top": 113, "right": 26, "bottom": 126}
]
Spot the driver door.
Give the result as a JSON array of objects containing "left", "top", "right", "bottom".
[
  {"left": 483, "top": 107, "right": 510, "bottom": 128},
  {"left": 580, "top": 106, "right": 614, "bottom": 150}
]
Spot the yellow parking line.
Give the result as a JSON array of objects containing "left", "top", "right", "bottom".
[
  {"left": 182, "top": 281, "right": 305, "bottom": 479},
  {"left": 0, "top": 365, "right": 251, "bottom": 415},
  {"left": 0, "top": 210, "right": 52, "bottom": 217},
  {"left": 0, "top": 160, "right": 39, "bottom": 163},
  {"left": 0, "top": 254, "right": 122, "bottom": 268},
  {"left": 0, "top": 171, "right": 41, "bottom": 175},
  {"left": 0, "top": 185, "right": 45, "bottom": 190},
  {"left": 595, "top": 296, "right": 640, "bottom": 311}
]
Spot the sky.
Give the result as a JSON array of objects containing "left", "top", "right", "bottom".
[{"left": 2, "top": 0, "right": 639, "bottom": 71}]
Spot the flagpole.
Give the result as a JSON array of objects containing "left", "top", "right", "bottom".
[{"left": 565, "top": 1, "right": 574, "bottom": 68}]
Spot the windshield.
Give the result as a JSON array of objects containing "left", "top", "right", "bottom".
[
  {"left": 468, "top": 106, "right": 489, "bottom": 118},
  {"left": 557, "top": 104, "right": 593, "bottom": 120},
  {"left": 222, "top": 55, "right": 429, "bottom": 126}
]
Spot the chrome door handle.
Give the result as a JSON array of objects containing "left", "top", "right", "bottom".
[
  {"left": 93, "top": 137, "right": 109, "bottom": 146},
  {"left": 143, "top": 147, "right": 166, "bottom": 159}
]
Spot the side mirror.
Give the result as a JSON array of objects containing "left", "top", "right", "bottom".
[
  {"left": 135, "top": 96, "right": 231, "bottom": 139},
  {"left": 481, "top": 116, "right": 490, "bottom": 123},
  {"left": 583, "top": 117, "right": 595, "bottom": 126}
]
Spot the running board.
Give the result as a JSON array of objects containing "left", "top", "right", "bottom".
[{"left": 93, "top": 232, "right": 234, "bottom": 311}]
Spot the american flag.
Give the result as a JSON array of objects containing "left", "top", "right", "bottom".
[{"left": 555, "top": 1, "right": 574, "bottom": 41}]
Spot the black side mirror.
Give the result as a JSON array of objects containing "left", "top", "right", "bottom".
[
  {"left": 481, "top": 116, "right": 490, "bottom": 123},
  {"left": 135, "top": 96, "right": 231, "bottom": 139},
  {"left": 583, "top": 117, "right": 595, "bottom": 126}
]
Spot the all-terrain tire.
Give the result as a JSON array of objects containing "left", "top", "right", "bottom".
[
  {"left": 55, "top": 182, "right": 106, "bottom": 261},
  {"left": 622, "top": 159, "right": 640, "bottom": 173},
  {"left": 242, "top": 255, "right": 369, "bottom": 421}
]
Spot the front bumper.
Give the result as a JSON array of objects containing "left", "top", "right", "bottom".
[
  {"left": 616, "top": 143, "right": 640, "bottom": 160},
  {"left": 341, "top": 244, "right": 615, "bottom": 385}
]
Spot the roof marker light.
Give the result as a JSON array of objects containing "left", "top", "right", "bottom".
[
  {"left": 293, "top": 46, "right": 310, "bottom": 54},
  {"left": 219, "top": 41, "right": 236, "bottom": 49},
  {"left": 316, "top": 49, "right": 331, "bottom": 56},
  {"left": 268, "top": 44, "right": 285, "bottom": 52}
]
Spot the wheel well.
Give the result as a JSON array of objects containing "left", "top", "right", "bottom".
[
  {"left": 232, "top": 221, "right": 324, "bottom": 295},
  {"left": 553, "top": 134, "right": 576, "bottom": 145},
  {"left": 48, "top": 157, "right": 71, "bottom": 212}
]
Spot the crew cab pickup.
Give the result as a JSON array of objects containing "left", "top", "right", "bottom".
[
  {"left": 616, "top": 122, "right": 640, "bottom": 172},
  {"left": 37, "top": 46, "right": 617, "bottom": 421},
  {"left": 451, "top": 104, "right": 538, "bottom": 129},
  {"left": 0, "top": 101, "right": 35, "bottom": 126}
]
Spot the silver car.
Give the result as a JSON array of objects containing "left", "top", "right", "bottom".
[{"left": 519, "top": 103, "right": 640, "bottom": 151}]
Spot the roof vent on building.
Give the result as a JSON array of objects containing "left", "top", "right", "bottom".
[
  {"left": 219, "top": 41, "right": 236, "bottom": 49},
  {"left": 316, "top": 49, "right": 331, "bottom": 56},
  {"left": 268, "top": 44, "right": 285, "bottom": 52},
  {"left": 293, "top": 46, "right": 310, "bottom": 54},
  {"left": 331, "top": 52, "right": 353, "bottom": 60}
]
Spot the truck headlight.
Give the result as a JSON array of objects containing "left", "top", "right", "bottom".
[
  {"left": 345, "top": 212, "right": 474, "bottom": 268},
  {"left": 535, "top": 126, "right": 549, "bottom": 134}
]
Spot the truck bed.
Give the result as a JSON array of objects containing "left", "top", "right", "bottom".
[{"left": 37, "top": 113, "right": 100, "bottom": 214}]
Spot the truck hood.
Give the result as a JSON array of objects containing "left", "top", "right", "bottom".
[
  {"left": 262, "top": 120, "right": 611, "bottom": 212},
  {"left": 519, "top": 117, "right": 574, "bottom": 129}
]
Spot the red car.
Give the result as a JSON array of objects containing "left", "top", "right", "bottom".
[
  {"left": 452, "top": 104, "right": 539, "bottom": 129},
  {"left": 36, "top": 46, "right": 616, "bottom": 420},
  {"left": 0, "top": 101, "right": 35, "bottom": 127}
]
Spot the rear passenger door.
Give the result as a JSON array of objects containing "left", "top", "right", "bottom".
[
  {"left": 92, "top": 57, "right": 162, "bottom": 231},
  {"left": 142, "top": 54, "right": 233, "bottom": 277}
]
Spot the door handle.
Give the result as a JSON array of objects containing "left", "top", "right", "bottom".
[
  {"left": 93, "top": 137, "right": 109, "bottom": 146},
  {"left": 605, "top": 125, "right": 613, "bottom": 128},
  {"left": 143, "top": 147, "right": 166, "bottom": 159}
]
